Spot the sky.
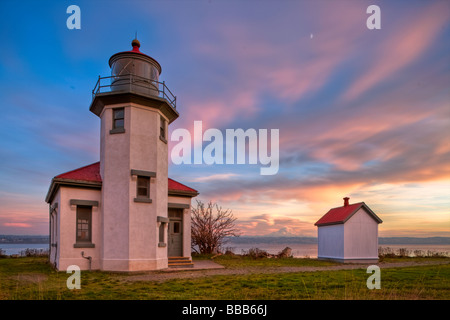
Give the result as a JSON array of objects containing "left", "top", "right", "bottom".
[{"left": 0, "top": 0, "right": 449, "bottom": 237}]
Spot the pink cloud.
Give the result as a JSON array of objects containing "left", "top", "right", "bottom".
[
  {"left": 3, "top": 222, "right": 32, "bottom": 228},
  {"left": 0, "top": 192, "right": 49, "bottom": 234},
  {"left": 178, "top": 90, "right": 258, "bottom": 130},
  {"left": 175, "top": 3, "right": 371, "bottom": 129},
  {"left": 238, "top": 213, "right": 315, "bottom": 237},
  {"left": 341, "top": 2, "right": 450, "bottom": 102}
]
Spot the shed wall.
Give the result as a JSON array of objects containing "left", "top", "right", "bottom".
[
  {"left": 343, "top": 207, "right": 379, "bottom": 259},
  {"left": 317, "top": 224, "right": 344, "bottom": 259}
]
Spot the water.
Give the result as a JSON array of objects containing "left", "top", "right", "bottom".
[
  {"left": 224, "top": 242, "right": 450, "bottom": 258},
  {"left": 0, "top": 243, "right": 49, "bottom": 256},
  {"left": 1, "top": 242, "right": 449, "bottom": 257}
]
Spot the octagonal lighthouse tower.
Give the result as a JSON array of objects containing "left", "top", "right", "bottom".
[{"left": 90, "top": 39, "right": 179, "bottom": 271}]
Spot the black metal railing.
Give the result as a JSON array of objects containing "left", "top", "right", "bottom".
[{"left": 92, "top": 74, "right": 177, "bottom": 109}]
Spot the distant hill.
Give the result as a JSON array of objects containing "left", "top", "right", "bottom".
[
  {"left": 264, "top": 227, "right": 299, "bottom": 237},
  {"left": 226, "top": 236, "right": 450, "bottom": 245},
  {"left": 378, "top": 237, "right": 450, "bottom": 245}
]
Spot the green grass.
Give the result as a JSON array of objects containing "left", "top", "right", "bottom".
[
  {"left": 0, "top": 256, "right": 449, "bottom": 300},
  {"left": 209, "top": 254, "right": 338, "bottom": 268}
]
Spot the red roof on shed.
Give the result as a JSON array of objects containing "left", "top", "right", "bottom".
[
  {"left": 53, "top": 162, "right": 198, "bottom": 194},
  {"left": 314, "top": 200, "right": 382, "bottom": 226}
]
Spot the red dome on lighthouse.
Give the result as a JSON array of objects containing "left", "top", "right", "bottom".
[{"left": 108, "top": 38, "right": 162, "bottom": 75}]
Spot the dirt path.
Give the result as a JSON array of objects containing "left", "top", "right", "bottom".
[{"left": 123, "top": 260, "right": 450, "bottom": 283}]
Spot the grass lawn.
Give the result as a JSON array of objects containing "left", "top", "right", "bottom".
[
  {"left": 195, "top": 254, "right": 339, "bottom": 268},
  {"left": 0, "top": 256, "right": 449, "bottom": 300}
]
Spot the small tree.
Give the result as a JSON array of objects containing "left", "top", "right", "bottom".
[{"left": 191, "top": 200, "right": 240, "bottom": 254}]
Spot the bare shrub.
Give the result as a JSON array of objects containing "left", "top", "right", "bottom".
[
  {"left": 380, "top": 246, "right": 448, "bottom": 258},
  {"left": 398, "top": 248, "right": 410, "bottom": 257},
  {"left": 413, "top": 250, "right": 424, "bottom": 257},
  {"left": 191, "top": 200, "right": 240, "bottom": 254},
  {"left": 243, "top": 247, "right": 269, "bottom": 259},
  {"left": 20, "top": 248, "right": 49, "bottom": 257},
  {"left": 379, "top": 246, "right": 396, "bottom": 258}
]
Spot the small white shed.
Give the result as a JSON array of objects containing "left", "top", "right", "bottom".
[{"left": 314, "top": 197, "right": 383, "bottom": 263}]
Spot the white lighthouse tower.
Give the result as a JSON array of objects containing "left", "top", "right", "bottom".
[
  {"left": 45, "top": 39, "right": 197, "bottom": 272},
  {"left": 90, "top": 39, "right": 179, "bottom": 271}
]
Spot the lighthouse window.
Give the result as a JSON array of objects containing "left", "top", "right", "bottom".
[
  {"left": 160, "top": 116, "right": 167, "bottom": 143},
  {"left": 137, "top": 176, "right": 150, "bottom": 198},
  {"left": 112, "top": 108, "right": 125, "bottom": 131}
]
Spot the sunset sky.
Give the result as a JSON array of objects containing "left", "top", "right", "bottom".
[{"left": 0, "top": 0, "right": 449, "bottom": 237}]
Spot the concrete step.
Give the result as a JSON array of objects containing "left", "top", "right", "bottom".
[
  {"left": 168, "top": 262, "right": 194, "bottom": 268},
  {"left": 168, "top": 257, "right": 194, "bottom": 268},
  {"left": 168, "top": 257, "right": 190, "bottom": 262}
]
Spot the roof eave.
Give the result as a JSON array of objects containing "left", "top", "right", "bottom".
[
  {"left": 168, "top": 189, "right": 199, "bottom": 198},
  {"left": 315, "top": 221, "right": 344, "bottom": 227},
  {"left": 357, "top": 202, "right": 383, "bottom": 224},
  {"left": 45, "top": 178, "right": 102, "bottom": 203}
]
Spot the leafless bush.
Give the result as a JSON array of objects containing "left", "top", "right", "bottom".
[
  {"left": 414, "top": 250, "right": 424, "bottom": 257},
  {"left": 398, "top": 248, "right": 410, "bottom": 257},
  {"left": 425, "top": 250, "right": 448, "bottom": 257},
  {"left": 223, "top": 247, "right": 236, "bottom": 255},
  {"left": 379, "top": 246, "right": 396, "bottom": 258},
  {"left": 243, "top": 247, "right": 269, "bottom": 259},
  {"left": 379, "top": 246, "right": 448, "bottom": 258},
  {"left": 191, "top": 200, "right": 240, "bottom": 254},
  {"left": 20, "top": 248, "right": 49, "bottom": 257}
]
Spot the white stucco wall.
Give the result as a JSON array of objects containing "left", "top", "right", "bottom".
[
  {"left": 128, "top": 104, "right": 168, "bottom": 270},
  {"left": 49, "top": 189, "right": 60, "bottom": 268},
  {"left": 317, "top": 224, "right": 344, "bottom": 259},
  {"left": 100, "top": 103, "right": 131, "bottom": 271},
  {"left": 56, "top": 186, "right": 101, "bottom": 271},
  {"left": 343, "top": 208, "right": 379, "bottom": 259},
  {"left": 100, "top": 103, "right": 170, "bottom": 271}
]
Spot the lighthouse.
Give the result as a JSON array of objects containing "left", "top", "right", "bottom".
[{"left": 46, "top": 39, "right": 198, "bottom": 271}]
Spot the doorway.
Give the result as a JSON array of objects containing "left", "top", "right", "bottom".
[{"left": 168, "top": 208, "right": 183, "bottom": 257}]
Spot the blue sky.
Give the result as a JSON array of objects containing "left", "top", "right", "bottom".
[{"left": 0, "top": 0, "right": 449, "bottom": 236}]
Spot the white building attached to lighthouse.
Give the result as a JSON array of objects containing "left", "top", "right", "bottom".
[{"left": 45, "top": 39, "right": 198, "bottom": 272}]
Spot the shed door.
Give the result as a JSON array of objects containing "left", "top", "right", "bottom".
[{"left": 168, "top": 209, "right": 183, "bottom": 257}]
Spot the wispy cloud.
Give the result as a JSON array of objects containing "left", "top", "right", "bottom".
[
  {"left": 341, "top": 1, "right": 450, "bottom": 102},
  {"left": 0, "top": 1, "right": 449, "bottom": 237},
  {"left": 3, "top": 222, "right": 32, "bottom": 228},
  {"left": 191, "top": 173, "right": 239, "bottom": 183},
  {"left": 238, "top": 213, "right": 314, "bottom": 237}
]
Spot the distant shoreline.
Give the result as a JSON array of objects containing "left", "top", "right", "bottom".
[
  {"left": 226, "top": 236, "right": 450, "bottom": 245},
  {"left": 1, "top": 235, "right": 449, "bottom": 245},
  {"left": 0, "top": 235, "right": 49, "bottom": 244}
]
